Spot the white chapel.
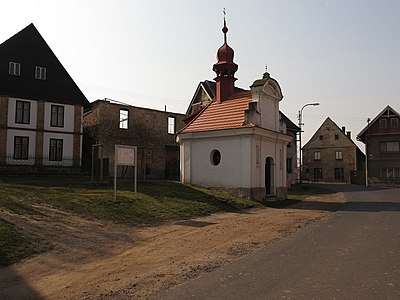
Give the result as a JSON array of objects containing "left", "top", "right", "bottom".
[{"left": 177, "top": 17, "right": 292, "bottom": 200}]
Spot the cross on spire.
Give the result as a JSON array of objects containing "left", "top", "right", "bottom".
[{"left": 222, "top": 8, "right": 228, "bottom": 44}]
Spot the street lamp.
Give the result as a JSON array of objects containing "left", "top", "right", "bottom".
[
  {"left": 365, "top": 118, "right": 371, "bottom": 187},
  {"left": 298, "top": 102, "right": 320, "bottom": 183}
]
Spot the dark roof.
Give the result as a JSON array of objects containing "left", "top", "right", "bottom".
[
  {"left": 202, "top": 80, "right": 216, "bottom": 99},
  {"left": 303, "top": 117, "right": 363, "bottom": 153},
  {"left": 357, "top": 105, "right": 400, "bottom": 139},
  {"left": 0, "top": 23, "right": 90, "bottom": 109},
  {"left": 280, "top": 112, "right": 300, "bottom": 132}
]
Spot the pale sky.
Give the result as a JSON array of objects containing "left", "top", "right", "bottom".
[{"left": 1, "top": 0, "right": 399, "bottom": 149}]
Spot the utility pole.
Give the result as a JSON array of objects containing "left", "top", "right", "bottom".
[{"left": 298, "top": 102, "right": 320, "bottom": 183}]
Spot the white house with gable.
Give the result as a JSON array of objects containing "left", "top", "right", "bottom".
[{"left": 177, "top": 18, "right": 292, "bottom": 200}]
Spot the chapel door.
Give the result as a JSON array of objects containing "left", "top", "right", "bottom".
[{"left": 265, "top": 157, "right": 273, "bottom": 195}]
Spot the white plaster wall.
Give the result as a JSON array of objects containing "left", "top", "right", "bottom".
[
  {"left": 250, "top": 137, "right": 262, "bottom": 188},
  {"left": 42, "top": 132, "right": 74, "bottom": 166},
  {"left": 8, "top": 98, "right": 37, "bottom": 129},
  {"left": 258, "top": 94, "right": 279, "bottom": 131},
  {"left": 181, "top": 141, "right": 191, "bottom": 183},
  {"left": 44, "top": 102, "right": 75, "bottom": 132},
  {"left": 189, "top": 135, "right": 252, "bottom": 188},
  {"left": 6, "top": 129, "right": 36, "bottom": 165},
  {"left": 180, "top": 128, "right": 291, "bottom": 193},
  {"left": 255, "top": 136, "right": 287, "bottom": 194}
]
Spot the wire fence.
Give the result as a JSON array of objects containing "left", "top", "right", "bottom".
[{"left": 1, "top": 155, "right": 79, "bottom": 167}]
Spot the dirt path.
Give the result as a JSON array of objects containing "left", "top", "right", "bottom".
[{"left": 0, "top": 192, "right": 345, "bottom": 299}]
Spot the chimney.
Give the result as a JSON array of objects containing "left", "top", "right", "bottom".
[
  {"left": 342, "top": 126, "right": 345, "bottom": 133},
  {"left": 347, "top": 131, "right": 351, "bottom": 139}
]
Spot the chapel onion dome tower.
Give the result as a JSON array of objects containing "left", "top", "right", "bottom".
[{"left": 213, "top": 15, "right": 238, "bottom": 103}]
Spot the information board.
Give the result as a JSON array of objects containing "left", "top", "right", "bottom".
[
  {"left": 116, "top": 145, "right": 137, "bottom": 166},
  {"left": 114, "top": 145, "right": 137, "bottom": 200}
]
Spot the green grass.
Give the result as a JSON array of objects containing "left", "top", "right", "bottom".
[
  {"left": 0, "top": 177, "right": 262, "bottom": 226},
  {"left": 0, "top": 219, "right": 34, "bottom": 266},
  {"left": 0, "top": 176, "right": 328, "bottom": 266}
]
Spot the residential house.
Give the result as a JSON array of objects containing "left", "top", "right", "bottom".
[
  {"left": 357, "top": 105, "right": 400, "bottom": 184},
  {"left": 185, "top": 80, "right": 300, "bottom": 185},
  {"left": 177, "top": 18, "right": 292, "bottom": 200},
  {"left": 83, "top": 99, "right": 186, "bottom": 179},
  {"left": 302, "top": 117, "right": 365, "bottom": 183},
  {"left": 0, "top": 24, "right": 90, "bottom": 174}
]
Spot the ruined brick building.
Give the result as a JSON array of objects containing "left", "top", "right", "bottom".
[{"left": 83, "top": 99, "right": 186, "bottom": 179}]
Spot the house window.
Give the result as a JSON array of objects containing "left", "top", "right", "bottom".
[
  {"left": 391, "top": 118, "right": 399, "bottom": 128},
  {"left": 51, "top": 105, "right": 64, "bottom": 127},
  {"left": 15, "top": 100, "right": 30, "bottom": 124},
  {"left": 335, "top": 134, "right": 339, "bottom": 140},
  {"left": 379, "top": 118, "right": 387, "bottom": 128},
  {"left": 210, "top": 149, "right": 221, "bottom": 166},
  {"left": 119, "top": 109, "right": 128, "bottom": 129},
  {"left": 167, "top": 116, "right": 175, "bottom": 134},
  {"left": 9, "top": 62, "right": 20, "bottom": 76},
  {"left": 335, "top": 150, "right": 343, "bottom": 160},
  {"left": 14, "top": 136, "right": 29, "bottom": 159},
  {"left": 314, "top": 168, "right": 323, "bottom": 179},
  {"left": 287, "top": 158, "right": 292, "bottom": 173},
  {"left": 335, "top": 168, "right": 344, "bottom": 180},
  {"left": 381, "top": 167, "right": 400, "bottom": 179},
  {"left": 49, "top": 139, "right": 63, "bottom": 161},
  {"left": 35, "top": 66, "right": 46, "bottom": 80},
  {"left": 319, "top": 135, "right": 323, "bottom": 140},
  {"left": 379, "top": 142, "right": 400, "bottom": 153},
  {"left": 314, "top": 151, "right": 321, "bottom": 161}
]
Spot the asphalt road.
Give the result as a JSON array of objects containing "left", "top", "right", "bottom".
[{"left": 155, "top": 184, "right": 400, "bottom": 300}]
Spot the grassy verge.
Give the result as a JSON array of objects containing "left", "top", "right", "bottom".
[
  {"left": 0, "top": 219, "right": 33, "bottom": 266},
  {"left": 0, "top": 177, "right": 262, "bottom": 226},
  {"left": 0, "top": 176, "right": 331, "bottom": 265}
]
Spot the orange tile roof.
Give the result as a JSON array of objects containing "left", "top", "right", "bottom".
[{"left": 181, "top": 90, "right": 254, "bottom": 133}]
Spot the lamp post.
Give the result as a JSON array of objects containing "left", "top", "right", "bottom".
[
  {"left": 365, "top": 118, "right": 371, "bottom": 187},
  {"left": 298, "top": 102, "right": 320, "bottom": 183}
]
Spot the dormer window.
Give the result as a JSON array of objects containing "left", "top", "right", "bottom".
[
  {"left": 9, "top": 62, "right": 20, "bottom": 76},
  {"left": 391, "top": 118, "right": 399, "bottom": 128},
  {"left": 35, "top": 66, "right": 46, "bottom": 80}
]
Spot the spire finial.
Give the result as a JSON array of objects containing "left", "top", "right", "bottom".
[
  {"left": 222, "top": 8, "right": 228, "bottom": 44},
  {"left": 263, "top": 64, "right": 270, "bottom": 78}
]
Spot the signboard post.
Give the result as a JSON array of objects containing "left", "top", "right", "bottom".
[{"left": 114, "top": 145, "right": 137, "bottom": 200}]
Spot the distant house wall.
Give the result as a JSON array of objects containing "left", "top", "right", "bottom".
[
  {"left": 0, "top": 24, "right": 89, "bottom": 174},
  {"left": 7, "top": 98, "right": 38, "bottom": 129},
  {"left": 43, "top": 102, "right": 75, "bottom": 133},
  {"left": 302, "top": 118, "right": 364, "bottom": 183},
  {"left": 285, "top": 130, "right": 298, "bottom": 184},
  {"left": 358, "top": 106, "right": 400, "bottom": 185},
  {"left": 1, "top": 96, "right": 83, "bottom": 172},
  {"left": 367, "top": 134, "right": 400, "bottom": 184}
]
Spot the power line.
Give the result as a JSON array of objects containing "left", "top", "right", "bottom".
[{"left": 78, "top": 81, "right": 189, "bottom": 104}]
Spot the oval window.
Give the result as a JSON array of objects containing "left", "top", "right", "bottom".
[{"left": 211, "top": 150, "right": 221, "bottom": 166}]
